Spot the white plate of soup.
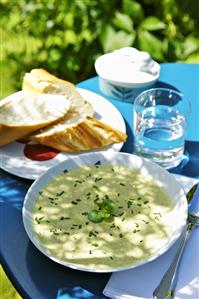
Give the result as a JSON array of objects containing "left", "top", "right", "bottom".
[{"left": 23, "top": 152, "right": 187, "bottom": 272}]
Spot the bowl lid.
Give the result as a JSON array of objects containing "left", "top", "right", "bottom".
[{"left": 95, "top": 47, "right": 160, "bottom": 88}]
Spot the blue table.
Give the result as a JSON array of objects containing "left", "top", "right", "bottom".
[{"left": 0, "top": 63, "right": 199, "bottom": 299}]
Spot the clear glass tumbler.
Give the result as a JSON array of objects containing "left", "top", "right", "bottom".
[{"left": 133, "top": 88, "right": 191, "bottom": 169}]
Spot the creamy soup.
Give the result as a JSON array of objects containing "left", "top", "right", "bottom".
[{"left": 32, "top": 164, "right": 174, "bottom": 270}]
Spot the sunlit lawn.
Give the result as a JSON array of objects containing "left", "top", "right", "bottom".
[
  {"left": 0, "top": 266, "right": 21, "bottom": 299},
  {"left": 0, "top": 60, "right": 22, "bottom": 298}
]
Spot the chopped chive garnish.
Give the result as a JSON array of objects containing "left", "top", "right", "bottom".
[
  {"left": 56, "top": 191, "right": 65, "bottom": 196},
  {"left": 89, "top": 231, "right": 97, "bottom": 237},
  {"left": 53, "top": 232, "right": 59, "bottom": 235},
  {"left": 75, "top": 180, "right": 83, "bottom": 184},
  {"left": 94, "top": 177, "right": 102, "bottom": 182},
  {"left": 91, "top": 242, "right": 99, "bottom": 247},
  {"left": 110, "top": 224, "right": 115, "bottom": 228},
  {"left": 93, "top": 185, "right": 99, "bottom": 190},
  {"left": 127, "top": 200, "right": 133, "bottom": 208},
  {"left": 142, "top": 220, "right": 149, "bottom": 224},
  {"left": 48, "top": 197, "right": 54, "bottom": 201},
  {"left": 71, "top": 201, "right": 78, "bottom": 205}
]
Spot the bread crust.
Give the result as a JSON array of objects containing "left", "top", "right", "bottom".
[
  {"left": 31, "top": 116, "right": 127, "bottom": 152},
  {"left": 22, "top": 68, "right": 74, "bottom": 94},
  {"left": 0, "top": 124, "right": 46, "bottom": 147}
]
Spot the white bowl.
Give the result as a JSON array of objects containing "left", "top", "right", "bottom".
[
  {"left": 23, "top": 151, "right": 187, "bottom": 273},
  {"left": 95, "top": 47, "right": 160, "bottom": 102}
]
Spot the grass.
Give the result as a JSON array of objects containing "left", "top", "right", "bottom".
[
  {"left": 0, "top": 266, "right": 21, "bottom": 299},
  {"left": 0, "top": 60, "right": 18, "bottom": 99},
  {"left": 0, "top": 61, "right": 22, "bottom": 299}
]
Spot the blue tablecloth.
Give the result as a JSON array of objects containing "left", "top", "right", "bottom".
[{"left": 0, "top": 63, "right": 198, "bottom": 299}]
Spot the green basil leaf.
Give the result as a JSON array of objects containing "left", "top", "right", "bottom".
[{"left": 88, "top": 210, "right": 103, "bottom": 223}]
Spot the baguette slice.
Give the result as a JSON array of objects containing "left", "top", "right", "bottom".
[
  {"left": 31, "top": 115, "right": 127, "bottom": 152},
  {"left": 22, "top": 68, "right": 94, "bottom": 118},
  {"left": 0, "top": 92, "right": 70, "bottom": 146},
  {"left": 22, "top": 68, "right": 74, "bottom": 94}
]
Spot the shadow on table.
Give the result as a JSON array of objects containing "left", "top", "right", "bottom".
[
  {"left": 170, "top": 141, "right": 199, "bottom": 178},
  {"left": 0, "top": 169, "right": 31, "bottom": 209},
  {"left": 121, "top": 119, "right": 134, "bottom": 154},
  {"left": 155, "top": 81, "right": 180, "bottom": 92},
  {"left": 25, "top": 241, "right": 110, "bottom": 299}
]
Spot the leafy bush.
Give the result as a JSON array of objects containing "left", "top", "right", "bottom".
[{"left": 0, "top": 0, "right": 198, "bottom": 98}]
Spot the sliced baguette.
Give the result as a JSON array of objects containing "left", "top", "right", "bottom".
[
  {"left": 22, "top": 68, "right": 74, "bottom": 94},
  {"left": 0, "top": 92, "right": 70, "bottom": 146},
  {"left": 31, "top": 115, "right": 127, "bottom": 152},
  {"left": 22, "top": 68, "right": 94, "bottom": 118}
]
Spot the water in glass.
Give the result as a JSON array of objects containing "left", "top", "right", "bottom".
[{"left": 134, "top": 105, "right": 186, "bottom": 168}]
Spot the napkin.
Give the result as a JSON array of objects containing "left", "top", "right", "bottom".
[{"left": 103, "top": 175, "right": 199, "bottom": 299}]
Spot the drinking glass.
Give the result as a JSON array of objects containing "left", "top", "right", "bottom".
[{"left": 133, "top": 88, "right": 191, "bottom": 169}]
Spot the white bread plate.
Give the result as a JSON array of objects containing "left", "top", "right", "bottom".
[{"left": 0, "top": 88, "right": 126, "bottom": 180}]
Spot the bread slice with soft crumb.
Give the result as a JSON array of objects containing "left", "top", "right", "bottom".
[
  {"left": 31, "top": 115, "right": 127, "bottom": 152},
  {"left": 22, "top": 68, "right": 94, "bottom": 118},
  {"left": 0, "top": 92, "right": 70, "bottom": 146}
]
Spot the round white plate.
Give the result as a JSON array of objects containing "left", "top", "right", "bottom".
[
  {"left": 23, "top": 151, "right": 188, "bottom": 273},
  {"left": 0, "top": 88, "right": 126, "bottom": 180}
]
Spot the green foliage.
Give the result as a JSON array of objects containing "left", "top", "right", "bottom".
[{"left": 0, "top": 0, "right": 198, "bottom": 97}]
